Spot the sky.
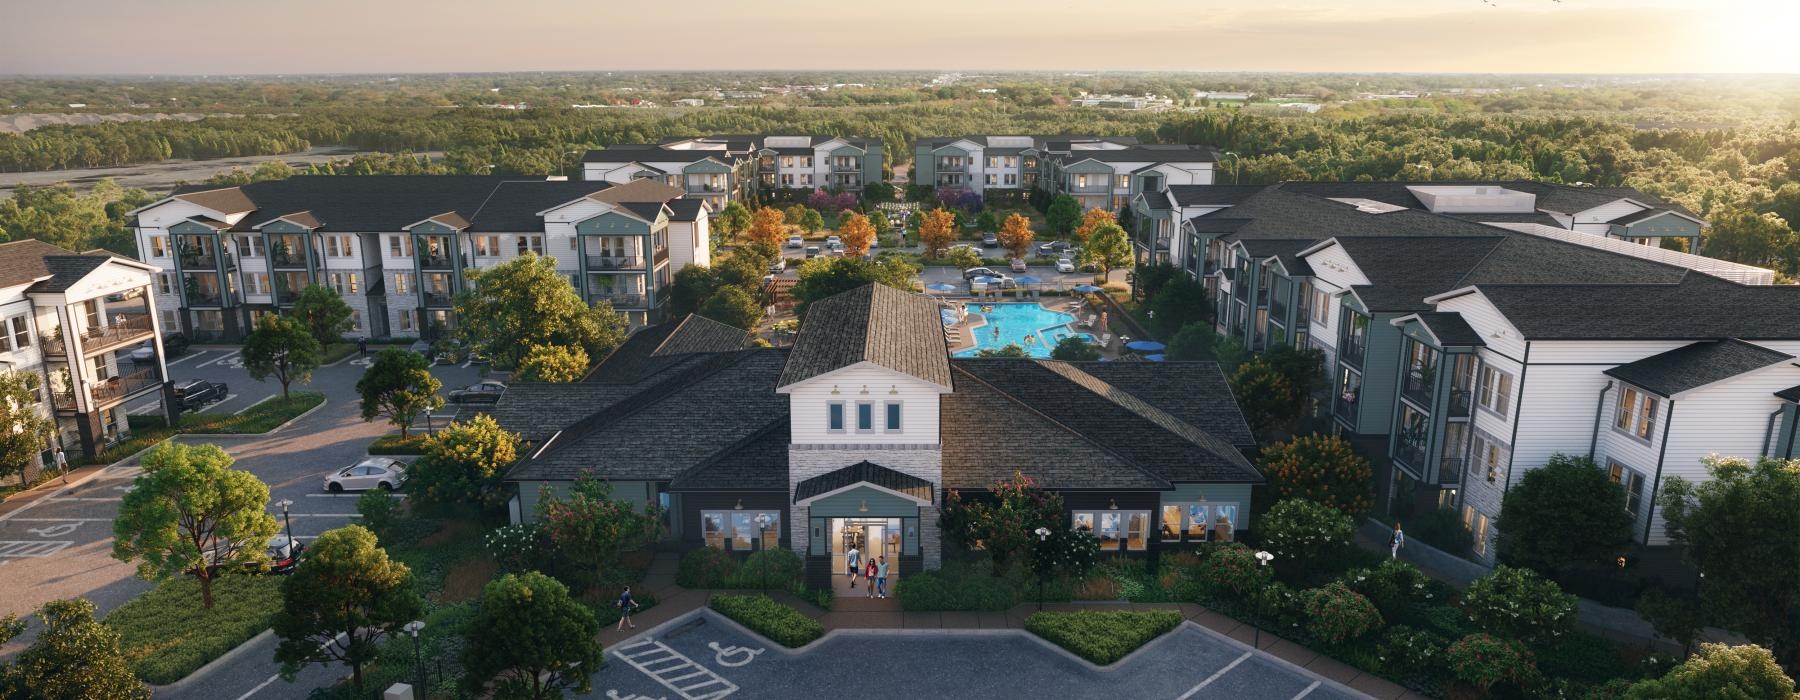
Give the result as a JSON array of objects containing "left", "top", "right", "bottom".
[{"left": 4, "top": 0, "right": 1798, "bottom": 75}]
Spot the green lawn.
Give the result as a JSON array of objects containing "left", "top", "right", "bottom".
[
  {"left": 104, "top": 576, "right": 284, "bottom": 685},
  {"left": 181, "top": 391, "right": 325, "bottom": 433},
  {"left": 368, "top": 433, "right": 431, "bottom": 455},
  {"left": 1025, "top": 610, "right": 1184, "bottom": 665}
]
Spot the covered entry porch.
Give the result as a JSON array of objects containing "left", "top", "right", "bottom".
[{"left": 794, "top": 461, "right": 932, "bottom": 594}]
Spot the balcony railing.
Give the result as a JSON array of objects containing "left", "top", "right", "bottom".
[
  {"left": 586, "top": 255, "right": 645, "bottom": 271},
  {"left": 186, "top": 290, "right": 224, "bottom": 307},
  {"left": 1402, "top": 368, "right": 1435, "bottom": 409},
  {"left": 269, "top": 249, "right": 316, "bottom": 268},
  {"left": 1448, "top": 389, "right": 1473, "bottom": 418},
  {"left": 589, "top": 292, "right": 645, "bottom": 308},
  {"left": 418, "top": 254, "right": 456, "bottom": 270},
  {"left": 1271, "top": 297, "right": 1289, "bottom": 321},
  {"left": 687, "top": 183, "right": 727, "bottom": 194},
  {"left": 832, "top": 160, "right": 860, "bottom": 172},
  {"left": 50, "top": 390, "right": 77, "bottom": 411},
  {"left": 1437, "top": 458, "right": 1467, "bottom": 487},
  {"left": 937, "top": 162, "right": 968, "bottom": 173},
  {"left": 92, "top": 369, "right": 160, "bottom": 405},
  {"left": 422, "top": 292, "right": 453, "bottom": 307},
  {"left": 273, "top": 287, "right": 301, "bottom": 305},
  {"left": 1333, "top": 390, "right": 1359, "bottom": 421},
  {"left": 1396, "top": 438, "right": 1428, "bottom": 472},
  {"left": 654, "top": 246, "right": 670, "bottom": 266},
  {"left": 179, "top": 249, "right": 221, "bottom": 269},
  {"left": 44, "top": 315, "right": 155, "bottom": 356},
  {"left": 1339, "top": 339, "right": 1367, "bottom": 369}
]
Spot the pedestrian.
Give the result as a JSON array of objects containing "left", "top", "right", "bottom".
[
  {"left": 616, "top": 585, "right": 640, "bottom": 630},
  {"left": 1390, "top": 522, "right": 1406, "bottom": 560},
  {"left": 846, "top": 544, "right": 861, "bottom": 589},
  {"left": 875, "top": 556, "right": 889, "bottom": 599},
  {"left": 865, "top": 556, "right": 878, "bottom": 598},
  {"left": 52, "top": 447, "right": 68, "bottom": 484},
  {"left": 358, "top": 337, "right": 368, "bottom": 358}
]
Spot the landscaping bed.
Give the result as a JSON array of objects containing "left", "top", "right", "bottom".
[
  {"left": 87, "top": 392, "right": 325, "bottom": 469},
  {"left": 710, "top": 594, "right": 824, "bottom": 648},
  {"left": 104, "top": 576, "right": 283, "bottom": 685},
  {"left": 676, "top": 548, "right": 832, "bottom": 610},
  {"left": 1025, "top": 610, "right": 1183, "bottom": 665},
  {"left": 368, "top": 433, "right": 431, "bottom": 455}
]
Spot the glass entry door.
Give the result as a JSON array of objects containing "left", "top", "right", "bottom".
[{"left": 828, "top": 517, "right": 901, "bottom": 596}]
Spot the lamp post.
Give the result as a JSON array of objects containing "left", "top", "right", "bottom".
[
  {"left": 275, "top": 498, "right": 294, "bottom": 549},
  {"left": 1253, "top": 550, "right": 1275, "bottom": 649},
  {"left": 1223, "top": 151, "right": 1242, "bottom": 185},
  {"left": 403, "top": 619, "right": 426, "bottom": 694},
  {"left": 1034, "top": 526, "right": 1051, "bottom": 610},
  {"left": 754, "top": 512, "right": 773, "bottom": 592}
]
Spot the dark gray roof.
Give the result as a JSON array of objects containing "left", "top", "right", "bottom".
[
  {"left": 667, "top": 418, "right": 790, "bottom": 492},
  {"left": 175, "top": 176, "right": 533, "bottom": 232},
  {"left": 0, "top": 240, "right": 116, "bottom": 292},
  {"left": 1470, "top": 274, "right": 1800, "bottom": 340},
  {"left": 582, "top": 148, "right": 720, "bottom": 164},
  {"left": 479, "top": 382, "right": 645, "bottom": 443},
  {"left": 1778, "top": 385, "right": 1800, "bottom": 403},
  {"left": 586, "top": 315, "right": 756, "bottom": 384},
  {"left": 1237, "top": 239, "right": 1316, "bottom": 278},
  {"left": 1059, "top": 145, "right": 1220, "bottom": 164},
  {"left": 1446, "top": 212, "right": 1565, "bottom": 227},
  {"left": 1070, "top": 361, "right": 1257, "bottom": 449},
  {"left": 778, "top": 284, "right": 952, "bottom": 389},
  {"left": 667, "top": 199, "right": 707, "bottom": 222},
  {"left": 659, "top": 314, "right": 758, "bottom": 352},
  {"left": 1407, "top": 312, "right": 1485, "bottom": 347},
  {"left": 1604, "top": 339, "right": 1794, "bottom": 398},
  {"left": 465, "top": 180, "right": 618, "bottom": 232},
  {"left": 940, "top": 368, "right": 1169, "bottom": 491},
  {"left": 793, "top": 461, "right": 934, "bottom": 503},
  {"left": 1168, "top": 184, "right": 1266, "bottom": 208}
]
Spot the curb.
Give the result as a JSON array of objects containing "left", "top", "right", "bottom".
[{"left": 149, "top": 629, "right": 275, "bottom": 693}]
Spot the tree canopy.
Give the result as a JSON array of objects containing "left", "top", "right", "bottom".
[
  {"left": 273, "top": 525, "right": 424, "bottom": 692},
  {"left": 789, "top": 255, "right": 918, "bottom": 320},
  {"left": 837, "top": 211, "right": 876, "bottom": 256},
  {"left": 461, "top": 572, "right": 605, "bottom": 699},
  {"left": 454, "top": 252, "right": 627, "bottom": 368},
  {"left": 287, "top": 284, "right": 354, "bottom": 347},
  {"left": 1495, "top": 454, "right": 1635, "bottom": 575},
  {"left": 0, "top": 370, "right": 53, "bottom": 487},
  {"left": 242, "top": 313, "right": 322, "bottom": 400},
  {"left": 355, "top": 348, "right": 443, "bottom": 438},
  {"left": 515, "top": 344, "right": 589, "bottom": 383},
  {"left": 112, "top": 443, "right": 280, "bottom": 608},
  {"left": 1078, "top": 221, "right": 1132, "bottom": 281}
]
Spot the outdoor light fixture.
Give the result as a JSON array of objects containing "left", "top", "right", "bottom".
[
  {"left": 889, "top": 385, "right": 898, "bottom": 395},
  {"left": 1108, "top": 499, "right": 1118, "bottom": 510},
  {"left": 1035, "top": 527, "right": 1050, "bottom": 541},
  {"left": 734, "top": 499, "right": 744, "bottom": 510},
  {"left": 859, "top": 385, "right": 869, "bottom": 395},
  {"left": 831, "top": 385, "right": 840, "bottom": 395},
  {"left": 1255, "top": 550, "right": 1274, "bottom": 566},
  {"left": 403, "top": 620, "right": 426, "bottom": 692},
  {"left": 859, "top": 499, "right": 869, "bottom": 513}
]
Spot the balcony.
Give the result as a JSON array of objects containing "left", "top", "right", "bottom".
[
  {"left": 186, "top": 289, "right": 224, "bottom": 307},
  {"left": 1339, "top": 339, "right": 1367, "bottom": 369},
  {"left": 586, "top": 255, "right": 645, "bottom": 271},
  {"left": 1402, "top": 368, "right": 1436, "bottom": 409},
  {"left": 687, "top": 183, "right": 727, "bottom": 194},
  {"left": 274, "top": 287, "right": 301, "bottom": 305},
  {"left": 269, "top": 248, "right": 316, "bottom": 269},
  {"left": 91, "top": 369, "right": 161, "bottom": 406},
  {"left": 937, "top": 162, "right": 968, "bottom": 173},
  {"left": 418, "top": 254, "right": 456, "bottom": 270},
  {"left": 1448, "top": 389, "right": 1473, "bottom": 418},
  {"left": 1271, "top": 296, "right": 1289, "bottom": 322},
  {"left": 589, "top": 292, "right": 645, "bottom": 309},
  {"left": 422, "top": 292, "right": 453, "bottom": 308},
  {"left": 43, "top": 315, "right": 154, "bottom": 357},
  {"left": 654, "top": 246, "right": 670, "bottom": 266},
  {"left": 832, "top": 160, "right": 861, "bottom": 172},
  {"left": 1396, "top": 438, "right": 1428, "bottom": 473},
  {"left": 1437, "top": 458, "right": 1466, "bottom": 487},
  {"left": 1333, "top": 389, "right": 1359, "bottom": 421},
  {"left": 178, "top": 248, "right": 222, "bottom": 269}
]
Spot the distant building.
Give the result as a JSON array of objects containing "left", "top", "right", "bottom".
[
  {"left": 581, "top": 135, "right": 884, "bottom": 209},
  {"left": 673, "top": 98, "right": 705, "bottom": 107},
  {"left": 1194, "top": 92, "right": 1253, "bottom": 102},
  {"left": 914, "top": 136, "right": 1220, "bottom": 212}
]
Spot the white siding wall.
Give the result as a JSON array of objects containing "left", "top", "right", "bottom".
[
  {"left": 785, "top": 364, "right": 944, "bottom": 446},
  {"left": 1302, "top": 243, "right": 1372, "bottom": 290}
]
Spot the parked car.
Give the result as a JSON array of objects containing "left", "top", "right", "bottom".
[
  {"left": 129, "top": 332, "right": 189, "bottom": 363},
  {"left": 172, "top": 379, "right": 228, "bottom": 412},
  {"left": 266, "top": 535, "right": 305, "bottom": 574},
  {"left": 768, "top": 258, "right": 787, "bottom": 274},
  {"left": 1037, "top": 241, "right": 1071, "bottom": 257},
  {"left": 805, "top": 245, "right": 822, "bottom": 258},
  {"left": 447, "top": 380, "right": 508, "bottom": 404},
  {"left": 1010, "top": 258, "right": 1028, "bottom": 272},
  {"left": 323, "top": 457, "right": 408, "bottom": 493},
  {"left": 786, "top": 235, "right": 804, "bottom": 248},
  {"left": 825, "top": 235, "right": 842, "bottom": 247},
  {"left": 963, "top": 266, "right": 1002, "bottom": 280},
  {"left": 981, "top": 233, "right": 999, "bottom": 248},
  {"left": 1056, "top": 258, "right": 1077, "bottom": 273}
]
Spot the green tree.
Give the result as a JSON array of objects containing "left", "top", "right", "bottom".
[
  {"left": 408, "top": 414, "right": 520, "bottom": 510},
  {"left": 273, "top": 525, "right": 424, "bottom": 693},
  {"left": 1258, "top": 434, "right": 1374, "bottom": 517},
  {"left": 974, "top": 344, "right": 1029, "bottom": 358},
  {"left": 1145, "top": 274, "right": 1211, "bottom": 336},
  {"left": 461, "top": 572, "right": 605, "bottom": 700},
  {"left": 356, "top": 348, "right": 443, "bottom": 438},
  {"left": 667, "top": 265, "right": 721, "bottom": 318},
  {"left": 939, "top": 471, "right": 1066, "bottom": 573},
  {"left": 974, "top": 209, "right": 999, "bottom": 233},
  {"left": 287, "top": 284, "right": 355, "bottom": 347},
  {"left": 1257, "top": 498, "right": 1355, "bottom": 581},
  {"left": 0, "top": 370, "right": 53, "bottom": 487},
  {"left": 6, "top": 599, "right": 149, "bottom": 699},
  {"left": 536, "top": 477, "right": 665, "bottom": 588},
  {"left": 1078, "top": 221, "right": 1132, "bottom": 283},
  {"left": 800, "top": 208, "right": 825, "bottom": 233},
  {"left": 1495, "top": 454, "right": 1634, "bottom": 575},
  {"left": 1462, "top": 566, "right": 1578, "bottom": 643},
  {"left": 1072, "top": 208, "right": 1116, "bottom": 247},
  {"left": 1049, "top": 336, "right": 1101, "bottom": 361},
  {"left": 454, "top": 252, "right": 628, "bottom": 369},
  {"left": 789, "top": 256, "right": 918, "bottom": 320},
  {"left": 699, "top": 285, "right": 765, "bottom": 331},
  {"left": 112, "top": 443, "right": 280, "bottom": 608},
  {"left": 1230, "top": 356, "right": 1297, "bottom": 441},
  {"left": 242, "top": 314, "right": 321, "bottom": 400},
  {"left": 716, "top": 201, "right": 753, "bottom": 239},
  {"left": 1044, "top": 195, "right": 1082, "bottom": 237},
  {"left": 1703, "top": 207, "right": 1798, "bottom": 273},
  {"left": 1625, "top": 643, "right": 1798, "bottom": 699},
  {"left": 1166, "top": 322, "right": 1217, "bottom": 361},
  {"left": 516, "top": 344, "right": 589, "bottom": 383},
  {"left": 1658, "top": 455, "right": 1800, "bottom": 665},
  {"left": 862, "top": 181, "right": 896, "bottom": 204}
]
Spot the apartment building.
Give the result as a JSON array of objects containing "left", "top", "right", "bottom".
[
  {"left": 581, "top": 135, "right": 884, "bottom": 208},
  {"left": 913, "top": 136, "right": 1220, "bottom": 212},
  {"left": 0, "top": 240, "right": 174, "bottom": 465},
  {"left": 1166, "top": 182, "right": 1799, "bottom": 562},
  {"left": 129, "top": 176, "right": 711, "bottom": 341}
]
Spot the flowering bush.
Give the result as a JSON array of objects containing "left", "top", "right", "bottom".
[
  {"left": 1340, "top": 559, "right": 1435, "bottom": 618},
  {"left": 1192, "top": 544, "right": 1273, "bottom": 601},
  {"left": 483, "top": 522, "right": 545, "bottom": 573},
  {"left": 1257, "top": 498, "right": 1355, "bottom": 578},
  {"left": 1301, "top": 582, "right": 1383, "bottom": 645},
  {"left": 1257, "top": 434, "right": 1374, "bottom": 517},
  {"left": 1446, "top": 633, "right": 1535, "bottom": 691},
  {"left": 675, "top": 546, "right": 740, "bottom": 588},
  {"left": 1375, "top": 625, "right": 1447, "bottom": 676},
  {"left": 536, "top": 477, "right": 664, "bottom": 588},
  {"left": 1461, "top": 566, "right": 1577, "bottom": 643}
]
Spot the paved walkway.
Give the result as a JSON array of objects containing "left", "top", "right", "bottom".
[{"left": 609, "top": 553, "right": 1425, "bottom": 699}]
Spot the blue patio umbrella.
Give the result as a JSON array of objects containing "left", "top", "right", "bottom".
[
  {"left": 1014, "top": 275, "right": 1043, "bottom": 285},
  {"left": 1144, "top": 354, "right": 1167, "bottom": 362},
  {"left": 1072, "top": 284, "right": 1103, "bottom": 293},
  {"left": 926, "top": 282, "right": 957, "bottom": 293},
  {"left": 1125, "top": 340, "right": 1167, "bottom": 352}
]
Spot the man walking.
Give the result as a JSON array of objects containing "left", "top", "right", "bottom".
[
  {"left": 53, "top": 447, "right": 68, "bottom": 485},
  {"left": 616, "top": 585, "right": 640, "bottom": 630},
  {"left": 875, "top": 556, "right": 889, "bottom": 599},
  {"left": 846, "top": 543, "right": 861, "bottom": 590},
  {"left": 1390, "top": 523, "right": 1406, "bottom": 560}
]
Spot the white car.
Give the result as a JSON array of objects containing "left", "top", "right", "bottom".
[
  {"left": 786, "top": 235, "right": 804, "bottom": 248},
  {"left": 825, "top": 235, "right": 842, "bottom": 247},
  {"left": 323, "top": 457, "right": 408, "bottom": 493},
  {"left": 1056, "top": 258, "right": 1076, "bottom": 273}
]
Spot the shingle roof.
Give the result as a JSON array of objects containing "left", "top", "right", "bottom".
[
  {"left": 1777, "top": 385, "right": 1800, "bottom": 403},
  {"left": 1237, "top": 239, "right": 1317, "bottom": 278},
  {"left": 464, "top": 180, "right": 618, "bottom": 232},
  {"left": 778, "top": 284, "right": 952, "bottom": 389},
  {"left": 793, "top": 461, "right": 935, "bottom": 503},
  {"left": 667, "top": 418, "right": 791, "bottom": 492},
  {"left": 172, "top": 187, "right": 256, "bottom": 215},
  {"left": 667, "top": 199, "right": 707, "bottom": 222},
  {"left": 0, "top": 240, "right": 118, "bottom": 293},
  {"left": 1470, "top": 274, "right": 1800, "bottom": 340},
  {"left": 1604, "top": 339, "right": 1794, "bottom": 398},
  {"left": 176, "top": 176, "right": 535, "bottom": 232},
  {"left": 1069, "top": 361, "right": 1257, "bottom": 449},
  {"left": 586, "top": 315, "right": 756, "bottom": 384},
  {"left": 940, "top": 369, "right": 1169, "bottom": 491},
  {"left": 1168, "top": 184, "right": 1266, "bottom": 208},
  {"left": 1405, "top": 312, "right": 1485, "bottom": 347}
]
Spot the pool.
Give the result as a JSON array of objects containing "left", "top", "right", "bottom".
[{"left": 953, "top": 302, "right": 1095, "bottom": 358}]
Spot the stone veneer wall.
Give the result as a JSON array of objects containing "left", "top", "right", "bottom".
[{"left": 787, "top": 444, "right": 943, "bottom": 569}]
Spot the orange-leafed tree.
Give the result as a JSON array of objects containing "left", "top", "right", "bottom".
[
  {"left": 997, "top": 213, "right": 1035, "bottom": 259},
  {"left": 745, "top": 206, "right": 788, "bottom": 248},
  {"left": 837, "top": 211, "right": 876, "bottom": 256},
  {"left": 1072, "top": 208, "right": 1116, "bottom": 246},
  {"left": 918, "top": 209, "right": 958, "bottom": 261}
]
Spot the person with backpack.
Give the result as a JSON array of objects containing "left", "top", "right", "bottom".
[{"left": 616, "top": 585, "right": 640, "bottom": 630}]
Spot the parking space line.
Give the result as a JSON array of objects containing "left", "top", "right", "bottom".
[
  {"left": 164, "top": 350, "right": 209, "bottom": 367},
  {"left": 47, "top": 496, "right": 122, "bottom": 502},
  {"left": 197, "top": 351, "right": 241, "bottom": 368},
  {"left": 0, "top": 541, "right": 75, "bottom": 558},
  {"left": 1291, "top": 681, "right": 1320, "bottom": 699},
  {"left": 610, "top": 638, "right": 738, "bottom": 700},
  {"left": 234, "top": 395, "right": 275, "bottom": 415},
  {"left": 1175, "top": 651, "right": 1251, "bottom": 700},
  {"left": 6, "top": 518, "right": 112, "bottom": 522},
  {"left": 200, "top": 393, "right": 240, "bottom": 412}
]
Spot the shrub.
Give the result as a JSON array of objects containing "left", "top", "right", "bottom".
[
  {"left": 676, "top": 547, "right": 741, "bottom": 589},
  {"left": 356, "top": 490, "right": 403, "bottom": 536},
  {"left": 482, "top": 523, "right": 545, "bottom": 573},
  {"left": 1533, "top": 632, "right": 1634, "bottom": 689},
  {"left": 1024, "top": 610, "right": 1183, "bottom": 665},
  {"left": 1257, "top": 498, "right": 1355, "bottom": 580},
  {"left": 1340, "top": 559, "right": 1435, "bottom": 619},
  {"left": 1447, "top": 633, "right": 1536, "bottom": 691},
  {"left": 1258, "top": 434, "right": 1374, "bottom": 517},
  {"left": 367, "top": 434, "right": 430, "bottom": 455},
  {"left": 709, "top": 594, "right": 823, "bottom": 648},
  {"left": 1301, "top": 582, "right": 1383, "bottom": 646},
  {"left": 1192, "top": 544, "right": 1273, "bottom": 601},
  {"left": 104, "top": 576, "right": 283, "bottom": 685},
  {"left": 1496, "top": 454, "right": 1635, "bottom": 575},
  {"left": 895, "top": 560, "right": 1019, "bottom": 611},
  {"left": 1624, "top": 642, "right": 1798, "bottom": 699},
  {"left": 1376, "top": 625, "right": 1448, "bottom": 677},
  {"left": 1462, "top": 566, "right": 1577, "bottom": 643},
  {"left": 734, "top": 549, "right": 804, "bottom": 591}
]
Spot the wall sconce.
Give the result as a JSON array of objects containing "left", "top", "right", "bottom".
[
  {"left": 889, "top": 384, "right": 898, "bottom": 395},
  {"left": 734, "top": 498, "right": 744, "bottom": 510},
  {"left": 859, "top": 499, "right": 869, "bottom": 513},
  {"left": 859, "top": 385, "right": 869, "bottom": 395},
  {"left": 1108, "top": 499, "right": 1119, "bottom": 510},
  {"left": 830, "top": 385, "right": 840, "bottom": 395}
]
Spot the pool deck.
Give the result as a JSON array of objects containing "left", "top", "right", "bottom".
[{"left": 941, "top": 296, "right": 1118, "bottom": 358}]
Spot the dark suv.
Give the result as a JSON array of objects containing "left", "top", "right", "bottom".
[{"left": 172, "top": 379, "right": 228, "bottom": 412}]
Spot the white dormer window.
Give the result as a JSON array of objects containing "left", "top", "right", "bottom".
[
  {"left": 856, "top": 402, "right": 874, "bottom": 432},
  {"left": 885, "top": 402, "right": 902, "bottom": 432},
  {"left": 827, "top": 402, "right": 845, "bottom": 432}
]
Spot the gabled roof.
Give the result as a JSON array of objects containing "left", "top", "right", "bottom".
[
  {"left": 794, "top": 461, "right": 934, "bottom": 504},
  {"left": 1469, "top": 274, "right": 1800, "bottom": 341},
  {"left": 1777, "top": 385, "right": 1800, "bottom": 403},
  {"left": 667, "top": 418, "right": 791, "bottom": 492},
  {"left": 172, "top": 187, "right": 256, "bottom": 215},
  {"left": 588, "top": 178, "right": 685, "bottom": 204},
  {"left": 0, "top": 240, "right": 130, "bottom": 293},
  {"left": 1168, "top": 184, "right": 1266, "bottom": 208},
  {"left": 778, "top": 284, "right": 952, "bottom": 390},
  {"left": 1394, "top": 312, "right": 1485, "bottom": 348},
  {"left": 174, "top": 176, "right": 541, "bottom": 232},
  {"left": 586, "top": 314, "right": 757, "bottom": 384},
  {"left": 1604, "top": 339, "right": 1795, "bottom": 399}
]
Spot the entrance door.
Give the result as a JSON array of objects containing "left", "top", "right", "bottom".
[{"left": 828, "top": 517, "right": 901, "bottom": 596}]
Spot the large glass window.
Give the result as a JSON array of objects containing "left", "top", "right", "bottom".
[
  {"left": 1156, "top": 502, "right": 1238, "bottom": 543},
  {"left": 1478, "top": 366, "right": 1514, "bottom": 417},
  {"left": 1339, "top": 310, "right": 1369, "bottom": 368},
  {"left": 827, "top": 402, "right": 845, "bottom": 432},
  {"left": 1608, "top": 460, "right": 1647, "bottom": 518},
  {"left": 1160, "top": 506, "right": 1182, "bottom": 542},
  {"left": 701, "top": 510, "right": 781, "bottom": 551},
  {"left": 1614, "top": 386, "right": 1658, "bottom": 441},
  {"left": 1071, "top": 511, "right": 1150, "bottom": 551},
  {"left": 856, "top": 402, "right": 874, "bottom": 432}
]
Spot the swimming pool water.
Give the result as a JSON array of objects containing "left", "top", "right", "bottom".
[{"left": 953, "top": 302, "right": 1095, "bottom": 358}]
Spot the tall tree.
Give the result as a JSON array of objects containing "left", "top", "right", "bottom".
[
  {"left": 667, "top": 265, "right": 721, "bottom": 319},
  {"left": 461, "top": 572, "right": 605, "bottom": 700},
  {"left": 1659, "top": 455, "right": 1800, "bottom": 666},
  {"left": 1078, "top": 221, "right": 1133, "bottom": 284},
  {"left": 6, "top": 599, "right": 149, "bottom": 699},
  {"left": 242, "top": 314, "right": 321, "bottom": 400},
  {"left": 744, "top": 206, "right": 788, "bottom": 248},
  {"left": 1258, "top": 434, "right": 1374, "bottom": 517},
  {"left": 0, "top": 370, "right": 53, "bottom": 487},
  {"left": 287, "top": 284, "right": 355, "bottom": 347},
  {"left": 715, "top": 201, "right": 752, "bottom": 239},
  {"left": 454, "top": 252, "right": 627, "bottom": 369},
  {"left": 939, "top": 471, "right": 1066, "bottom": 573},
  {"left": 800, "top": 208, "right": 825, "bottom": 233},
  {"left": 273, "top": 525, "right": 424, "bottom": 692},
  {"left": 1703, "top": 207, "right": 1798, "bottom": 272},
  {"left": 356, "top": 348, "right": 443, "bottom": 438},
  {"left": 406, "top": 414, "right": 520, "bottom": 510},
  {"left": 112, "top": 443, "right": 280, "bottom": 608},
  {"left": 699, "top": 285, "right": 764, "bottom": 331},
  {"left": 789, "top": 256, "right": 919, "bottom": 320},
  {"left": 997, "top": 212, "right": 1035, "bottom": 259},
  {"left": 516, "top": 344, "right": 589, "bottom": 383},
  {"left": 1045, "top": 195, "right": 1082, "bottom": 238},
  {"left": 1072, "top": 207, "right": 1116, "bottom": 246},
  {"left": 917, "top": 208, "right": 958, "bottom": 260},
  {"left": 1495, "top": 454, "right": 1634, "bottom": 575},
  {"left": 1230, "top": 356, "right": 1298, "bottom": 441},
  {"left": 837, "top": 211, "right": 876, "bottom": 256}
]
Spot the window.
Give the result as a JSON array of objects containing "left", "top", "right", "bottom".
[
  {"left": 236, "top": 235, "right": 264, "bottom": 258},
  {"left": 1312, "top": 288, "right": 1331, "bottom": 325},
  {"left": 517, "top": 235, "right": 544, "bottom": 256},
  {"left": 1461, "top": 504, "right": 1475, "bottom": 531},
  {"left": 473, "top": 235, "right": 500, "bottom": 257},
  {"left": 884, "top": 402, "right": 901, "bottom": 432},
  {"left": 701, "top": 510, "right": 781, "bottom": 551},
  {"left": 1077, "top": 174, "right": 1089, "bottom": 189},
  {"left": 5, "top": 316, "right": 28, "bottom": 350},
  {"left": 1070, "top": 510, "right": 1152, "bottom": 551},
  {"left": 326, "top": 235, "right": 354, "bottom": 258},
  {"left": 1472, "top": 514, "right": 1490, "bottom": 554},
  {"left": 347, "top": 272, "right": 358, "bottom": 294},
  {"left": 396, "top": 311, "right": 415, "bottom": 332},
  {"left": 856, "top": 402, "right": 874, "bottom": 432},
  {"left": 1613, "top": 386, "right": 1658, "bottom": 441},
  {"left": 1470, "top": 431, "right": 1510, "bottom": 484},
  {"left": 1478, "top": 366, "right": 1514, "bottom": 417},
  {"left": 156, "top": 273, "right": 173, "bottom": 296},
  {"left": 1160, "top": 506, "right": 1182, "bottom": 542},
  {"left": 780, "top": 156, "right": 793, "bottom": 168},
  {"left": 1608, "top": 460, "right": 1648, "bottom": 518},
  {"left": 149, "top": 235, "right": 168, "bottom": 258},
  {"left": 827, "top": 402, "right": 845, "bottom": 432},
  {"left": 393, "top": 272, "right": 412, "bottom": 295},
  {"left": 244, "top": 273, "right": 270, "bottom": 295},
  {"left": 388, "top": 235, "right": 412, "bottom": 258},
  {"left": 349, "top": 310, "right": 362, "bottom": 332},
  {"left": 1158, "top": 502, "right": 1237, "bottom": 542},
  {"left": 1118, "top": 174, "right": 1131, "bottom": 189},
  {"left": 329, "top": 272, "right": 357, "bottom": 295}
]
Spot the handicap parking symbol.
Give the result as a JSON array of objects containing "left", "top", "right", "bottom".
[
  {"left": 26, "top": 522, "right": 81, "bottom": 538},
  {"left": 350, "top": 356, "right": 375, "bottom": 368}
]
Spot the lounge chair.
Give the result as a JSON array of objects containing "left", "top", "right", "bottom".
[
  {"left": 1099, "top": 333, "right": 1114, "bottom": 347},
  {"left": 1081, "top": 314, "right": 1097, "bottom": 328}
]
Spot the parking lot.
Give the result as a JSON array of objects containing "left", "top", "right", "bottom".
[{"left": 584, "top": 612, "right": 1363, "bottom": 700}]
